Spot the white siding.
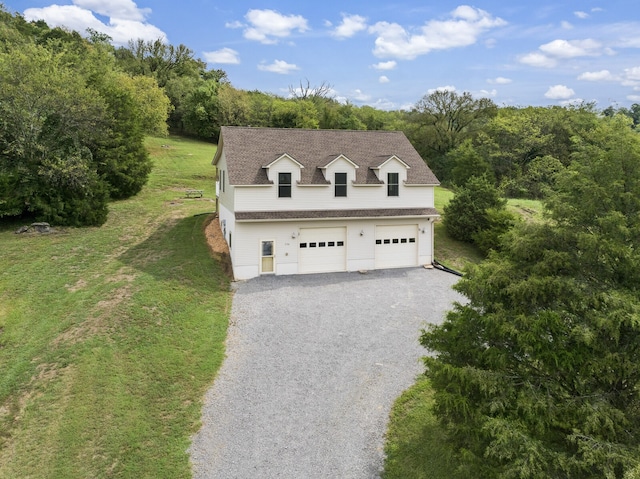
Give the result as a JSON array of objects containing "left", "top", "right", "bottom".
[
  {"left": 235, "top": 182, "right": 434, "bottom": 212},
  {"left": 229, "top": 218, "right": 434, "bottom": 280},
  {"left": 378, "top": 157, "right": 409, "bottom": 183},
  {"left": 265, "top": 156, "right": 303, "bottom": 184},
  {"left": 216, "top": 152, "right": 235, "bottom": 214},
  {"left": 217, "top": 150, "right": 437, "bottom": 280},
  {"left": 323, "top": 156, "right": 358, "bottom": 196}
]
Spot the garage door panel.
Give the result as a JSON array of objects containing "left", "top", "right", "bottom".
[
  {"left": 375, "top": 225, "right": 418, "bottom": 269},
  {"left": 299, "top": 227, "right": 346, "bottom": 274}
]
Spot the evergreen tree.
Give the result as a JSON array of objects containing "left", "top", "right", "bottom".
[
  {"left": 442, "top": 175, "right": 509, "bottom": 244},
  {"left": 421, "top": 115, "right": 640, "bottom": 478}
]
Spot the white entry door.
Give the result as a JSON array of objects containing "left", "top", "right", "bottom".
[
  {"left": 298, "top": 227, "right": 347, "bottom": 274},
  {"left": 260, "top": 240, "right": 275, "bottom": 274},
  {"left": 374, "top": 224, "right": 418, "bottom": 269}
]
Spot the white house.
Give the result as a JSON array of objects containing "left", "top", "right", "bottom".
[{"left": 212, "top": 126, "right": 440, "bottom": 280}]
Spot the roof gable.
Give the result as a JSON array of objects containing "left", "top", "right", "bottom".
[
  {"left": 321, "top": 154, "right": 359, "bottom": 170},
  {"left": 216, "top": 127, "right": 440, "bottom": 186},
  {"left": 263, "top": 153, "right": 305, "bottom": 169},
  {"left": 371, "top": 155, "right": 411, "bottom": 170}
]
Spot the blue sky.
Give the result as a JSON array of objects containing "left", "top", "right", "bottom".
[{"left": 4, "top": 0, "right": 640, "bottom": 110}]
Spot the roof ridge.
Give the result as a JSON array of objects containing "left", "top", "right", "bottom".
[{"left": 221, "top": 126, "right": 402, "bottom": 134}]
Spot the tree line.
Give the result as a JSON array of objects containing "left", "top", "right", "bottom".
[
  {"left": 0, "top": 7, "right": 169, "bottom": 225},
  {"left": 2, "top": 5, "right": 640, "bottom": 229}
]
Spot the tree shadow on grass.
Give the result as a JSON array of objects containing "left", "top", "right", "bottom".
[{"left": 117, "top": 213, "right": 230, "bottom": 293}]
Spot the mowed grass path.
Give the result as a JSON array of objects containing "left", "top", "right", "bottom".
[{"left": 0, "top": 136, "right": 229, "bottom": 478}]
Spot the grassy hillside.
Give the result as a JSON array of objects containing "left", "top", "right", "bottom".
[{"left": 0, "top": 136, "right": 230, "bottom": 479}]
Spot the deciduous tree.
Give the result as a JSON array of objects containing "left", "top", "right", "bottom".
[{"left": 409, "top": 90, "right": 497, "bottom": 167}]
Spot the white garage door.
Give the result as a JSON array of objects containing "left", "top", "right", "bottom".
[
  {"left": 375, "top": 224, "right": 418, "bottom": 269},
  {"left": 299, "top": 227, "right": 346, "bottom": 274}
]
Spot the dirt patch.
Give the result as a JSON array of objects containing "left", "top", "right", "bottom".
[
  {"left": 66, "top": 279, "right": 87, "bottom": 292},
  {"left": 105, "top": 268, "right": 138, "bottom": 284},
  {"left": 203, "top": 214, "right": 233, "bottom": 279},
  {"left": 54, "top": 276, "right": 137, "bottom": 347}
]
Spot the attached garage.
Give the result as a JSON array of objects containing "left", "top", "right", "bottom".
[
  {"left": 299, "top": 227, "right": 347, "bottom": 274},
  {"left": 374, "top": 224, "right": 418, "bottom": 269}
]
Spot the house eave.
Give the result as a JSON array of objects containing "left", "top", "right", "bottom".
[{"left": 234, "top": 208, "right": 440, "bottom": 222}]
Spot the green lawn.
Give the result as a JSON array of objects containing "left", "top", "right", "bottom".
[
  {"left": 383, "top": 379, "right": 466, "bottom": 479},
  {"left": 0, "top": 136, "right": 229, "bottom": 479}
]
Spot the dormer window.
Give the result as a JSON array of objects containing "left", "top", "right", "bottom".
[
  {"left": 387, "top": 172, "right": 399, "bottom": 196},
  {"left": 278, "top": 172, "right": 292, "bottom": 198},
  {"left": 335, "top": 173, "right": 347, "bottom": 197}
]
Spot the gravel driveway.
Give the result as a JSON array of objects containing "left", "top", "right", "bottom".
[{"left": 189, "top": 267, "right": 464, "bottom": 479}]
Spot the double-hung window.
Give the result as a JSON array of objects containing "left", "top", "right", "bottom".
[
  {"left": 278, "top": 172, "right": 292, "bottom": 198},
  {"left": 335, "top": 172, "right": 347, "bottom": 197},
  {"left": 387, "top": 172, "right": 399, "bottom": 196}
]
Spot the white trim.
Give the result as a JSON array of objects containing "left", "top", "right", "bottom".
[
  {"left": 259, "top": 239, "right": 276, "bottom": 275},
  {"left": 320, "top": 154, "right": 359, "bottom": 170},
  {"left": 236, "top": 214, "right": 437, "bottom": 223},
  {"left": 370, "top": 155, "right": 411, "bottom": 170},
  {"left": 263, "top": 153, "right": 305, "bottom": 169}
]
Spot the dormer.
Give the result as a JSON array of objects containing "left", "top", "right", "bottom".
[
  {"left": 319, "top": 154, "right": 359, "bottom": 183},
  {"left": 263, "top": 153, "right": 305, "bottom": 184},
  {"left": 370, "top": 155, "right": 411, "bottom": 183}
]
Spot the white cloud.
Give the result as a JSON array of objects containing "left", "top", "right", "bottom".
[
  {"left": 624, "top": 66, "right": 640, "bottom": 81},
  {"left": 574, "top": 11, "right": 589, "bottom": 19},
  {"left": 560, "top": 98, "right": 584, "bottom": 106},
  {"left": 539, "top": 39, "right": 605, "bottom": 58},
  {"left": 23, "top": 1, "right": 166, "bottom": 45},
  {"left": 225, "top": 20, "right": 243, "bottom": 29},
  {"left": 379, "top": 75, "right": 390, "bottom": 83},
  {"left": 519, "top": 38, "right": 612, "bottom": 69},
  {"left": 242, "top": 9, "right": 308, "bottom": 44},
  {"left": 372, "top": 61, "right": 397, "bottom": 70},
  {"left": 561, "top": 21, "right": 573, "bottom": 29},
  {"left": 578, "top": 70, "right": 615, "bottom": 81},
  {"left": 618, "top": 36, "right": 640, "bottom": 48},
  {"left": 488, "top": 76, "right": 512, "bottom": 84},
  {"left": 478, "top": 89, "right": 498, "bottom": 97},
  {"left": 627, "top": 95, "right": 640, "bottom": 102},
  {"left": 352, "top": 89, "right": 371, "bottom": 102},
  {"left": 369, "top": 6, "right": 506, "bottom": 60},
  {"left": 519, "top": 52, "right": 557, "bottom": 68},
  {"left": 484, "top": 38, "right": 497, "bottom": 48},
  {"left": 428, "top": 85, "right": 457, "bottom": 94},
  {"left": 372, "top": 98, "right": 399, "bottom": 110},
  {"left": 545, "top": 84, "right": 575, "bottom": 99},
  {"left": 203, "top": 48, "right": 240, "bottom": 65},
  {"left": 73, "top": 0, "right": 149, "bottom": 21},
  {"left": 258, "top": 59, "right": 299, "bottom": 74},
  {"left": 331, "top": 13, "right": 367, "bottom": 39}
]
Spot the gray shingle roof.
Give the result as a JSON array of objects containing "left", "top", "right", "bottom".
[
  {"left": 235, "top": 208, "right": 439, "bottom": 221},
  {"left": 213, "top": 127, "right": 440, "bottom": 186}
]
